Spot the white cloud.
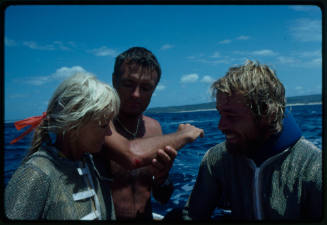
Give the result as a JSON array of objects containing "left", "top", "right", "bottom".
[
  {"left": 289, "top": 6, "right": 319, "bottom": 12},
  {"left": 277, "top": 55, "right": 321, "bottom": 68},
  {"left": 8, "top": 93, "right": 27, "bottom": 99},
  {"left": 252, "top": 49, "right": 277, "bottom": 56},
  {"left": 207, "top": 58, "right": 236, "bottom": 65},
  {"left": 5, "top": 37, "right": 17, "bottom": 47},
  {"left": 52, "top": 66, "right": 90, "bottom": 79},
  {"left": 208, "top": 59, "right": 234, "bottom": 64},
  {"left": 290, "top": 18, "right": 321, "bottom": 42},
  {"left": 298, "top": 50, "right": 321, "bottom": 58},
  {"left": 201, "top": 75, "right": 215, "bottom": 83},
  {"left": 188, "top": 53, "right": 234, "bottom": 65},
  {"left": 308, "top": 57, "right": 322, "bottom": 66},
  {"left": 233, "top": 49, "right": 277, "bottom": 57},
  {"left": 26, "top": 66, "right": 93, "bottom": 86},
  {"left": 160, "top": 44, "right": 174, "bottom": 50},
  {"left": 23, "top": 41, "right": 55, "bottom": 51},
  {"left": 219, "top": 39, "right": 232, "bottom": 44},
  {"left": 236, "top": 35, "right": 250, "bottom": 40},
  {"left": 217, "top": 36, "right": 249, "bottom": 45},
  {"left": 187, "top": 53, "right": 205, "bottom": 60},
  {"left": 67, "top": 41, "right": 77, "bottom": 47},
  {"left": 53, "top": 41, "right": 71, "bottom": 51},
  {"left": 90, "top": 46, "right": 117, "bottom": 56},
  {"left": 211, "top": 52, "right": 221, "bottom": 58},
  {"left": 21, "top": 40, "right": 73, "bottom": 51},
  {"left": 232, "top": 50, "right": 246, "bottom": 55},
  {"left": 180, "top": 73, "right": 199, "bottom": 83},
  {"left": 26, "top": 76, "right": 52, "bottom": 86},
  {"left": 156, "top": 84, "right": 166, "bottom": 91},
  {"left": 277, "top": 56, "right": 297, "bottom": 64}
]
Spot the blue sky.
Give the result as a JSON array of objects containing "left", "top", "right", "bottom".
[{"left": 4, "top": 4, "right": 322, "bottom": 121}]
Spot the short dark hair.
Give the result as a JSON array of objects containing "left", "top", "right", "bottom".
[{"left": 112, "top": 47, "right": 161, "bottom": 88}]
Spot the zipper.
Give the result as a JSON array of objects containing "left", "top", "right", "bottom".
[
  {"left": 254, "top": 166, "right": 263, "bottom": 220},
  {"left": 248, "top": 160, "right": 263, "bottom": 220},
  {"left": 247, "top": 147, "right": 290, "bottom": 220}
]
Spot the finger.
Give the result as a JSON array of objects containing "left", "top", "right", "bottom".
[
  {"left": 152, "top": 158, "right": 165, "bottom": 171},
  {"left": 152, "top": 158, "right": 162, "bottom": 170},
  {"left": 156, "top": 149, "right": 171, "bottom": 164},
  {"left": 163, "top": 145, "right": 177, "bottom": 160},
  {"left": 199, "top": 128, "right": 205, "bottom": 137}
]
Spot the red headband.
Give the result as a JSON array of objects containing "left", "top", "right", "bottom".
[{"left": 10, "top": 112, "right": 47, "bottom": 144}]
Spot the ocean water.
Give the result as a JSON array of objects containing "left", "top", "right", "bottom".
[{"left": 3, "top": 104, "right": 322, "bottom": 218}]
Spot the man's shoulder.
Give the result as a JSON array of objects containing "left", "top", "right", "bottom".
[
  {"left": 202, "top": 142, "right": 228, "bottom": 163},
  {"left": 290, "top": 137, "right": 322, "bottom": 165},
  {"left": 289, "top": 137, "right": 322, "bottom": 184},
  {"left": 142, "top": 115, "right": 162, "bottom": 135},
  {"left": 143, "top": 115, "right": 160, "bottom": 125},
  {"left": 199, "top": 142, "right": 233, "bottom": 177},
  {"left": 292, "top": 137, "right": 321, "bottom": 156}
]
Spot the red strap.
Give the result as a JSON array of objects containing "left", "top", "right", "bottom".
[{"left": 10, "top": 112, "right": 47, "bottom": 144}]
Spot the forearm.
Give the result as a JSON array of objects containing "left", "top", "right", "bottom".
[
  {"left": 104, "top": 122, "right": 203, "bottom": 170},
  {"left": 128, "top": 131, "right": 190, "bottom": 167}
]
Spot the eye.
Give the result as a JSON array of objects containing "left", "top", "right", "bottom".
[
  {"left": 121, "top": 81, "right": 135, "bottom": 88},
  {"left": 141, "top": 85, "right": 154, "bottom": 92}
]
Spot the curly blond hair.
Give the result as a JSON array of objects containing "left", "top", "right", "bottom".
[{"left": 211, "top": 60, "right": 286, "bottom": 134}]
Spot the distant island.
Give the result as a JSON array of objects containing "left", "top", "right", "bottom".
[{"left": 146, "top": 94, "right": 322, "bottom": 114}]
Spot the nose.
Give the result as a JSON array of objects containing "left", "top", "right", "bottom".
[{"left": 132, "top": 86, "right": 141, "bottom": 98}]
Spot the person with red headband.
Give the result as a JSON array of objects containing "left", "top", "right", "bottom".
[{"left": 5, "top": 73, "right": 122, "bottom": 220}]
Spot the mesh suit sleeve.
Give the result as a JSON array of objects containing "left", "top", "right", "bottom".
[
  {"left": 182, "top": 150, "right": 221, "bottom": 220},
  {"left": 303, "top": 150, "right": 322, "bottom": 220},
  {"left": 5, "top": 164, "right": 51, "bottom": 220}
]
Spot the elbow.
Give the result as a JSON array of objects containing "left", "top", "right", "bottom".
[
  {"left": 126, "top": 142, "right": 147, "bottom": 169},
  {"left": 126, "top": 155, "right": 145, "bottom": 170}
]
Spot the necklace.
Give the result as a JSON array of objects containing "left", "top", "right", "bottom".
[{"left": 116, "top": 116, "right": 140, "bottom": 138}]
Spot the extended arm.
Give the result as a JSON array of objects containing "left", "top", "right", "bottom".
[{"left": 103, "top": 120, "right": 204, "bottom": 170}]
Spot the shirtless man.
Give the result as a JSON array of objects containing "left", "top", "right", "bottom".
[{"left": 102, "top": 47, "right": 204, "bottom": 220}]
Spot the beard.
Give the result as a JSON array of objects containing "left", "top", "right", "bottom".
[{"left": 225, "top": 137, "right": 264, "bottom": 158}]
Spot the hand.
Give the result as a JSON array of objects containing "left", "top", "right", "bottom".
[
  {"left": 151, "top": 145, "right": 177, "bottom": 184},
  {"left": 177, "top": 123, "right": 204, "bottom": 143}
]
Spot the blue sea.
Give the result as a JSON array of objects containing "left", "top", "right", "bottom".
[{"left": 3, "top": 104, "right": 322, "bottom": 219}]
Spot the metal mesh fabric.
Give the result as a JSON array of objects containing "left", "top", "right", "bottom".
[{"left": 5, "top": 146, "right": 115, "bottom": 220}]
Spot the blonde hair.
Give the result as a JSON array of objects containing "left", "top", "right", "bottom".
[
  {"left": 29, "top": 72, "right": 120, "bottom": 155},
  {"left": 211, "top": 60, "right": 286, "bottom": 134}
]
